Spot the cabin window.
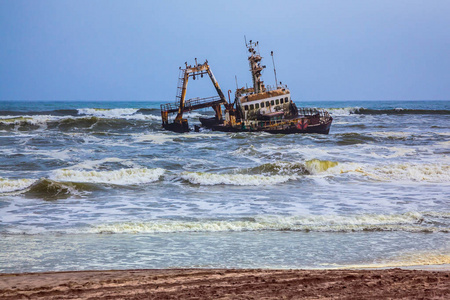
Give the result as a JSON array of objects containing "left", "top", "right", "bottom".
[
  {"left": 250, "top": 104, "right": 254, "bottom": 110},
  {"left": 266, "top": 101, "right": 270, "bottom": 107},
  {"left": 244, "top": 105, "right": 249, "bottom": 111},
  {"left": 255, "top": 103, "right": 259, "bottom": 109},
  {"left": 285, "top": 97, "right": 288, "bottom": 102},
  {"left": 261, "top": 102, "right": 265, "bottom": 108},
  {"left": 276, "top": 99, "right": 280, "bottom": 105},
  {"left": 280, "top": 98, "right": 284, "bottom": 104},
  {"left": 270, "top": 100, "right": 274, "bottom": 105}
]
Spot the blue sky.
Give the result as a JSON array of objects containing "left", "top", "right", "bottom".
[{"left": 1, "top": 0, "right": 449, "bottom": 101}]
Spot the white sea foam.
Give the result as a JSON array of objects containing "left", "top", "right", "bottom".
[
  {"left": 138, "top": 114, "right": 161, "bottom": 121},
  {"left": 370, "top": 163, "right": 450, "bottom": 182},
  {"left": 370, "top": 131, "right": 411, "bottom": 139},
  {"left": 15, "top": 149, "right": 73, "bottom": 161},
  {"left": 134, "top": 133, "right": 177, "bottom": 144},
  {"left": 265, "top": 143, "right": 331, "bottom": 157},
  {"left": 0, "top": 116, "right": 34, "bottom": 124},
  {"left": 367, "top": 146, "right": 416, "bottom": 159},
  {"left": 50, "top": 168, "right": 165, "bottom": 185},
  {"left": 181, "top": 171, "right": 294, "bottom": 185},
  {"left": 194, "top": 159, "right": 449, "bottom": 183},
  {"left": 91, "top": 212, "right": 446, "bottom": 234},
  {"left": 0, "top": 177, "right": 37, "bottom": 193},
  {"left": 135, "top": 132, "right": 224, "bottom": 144},
  {"left": 423, "top": 211, "right": 450, "bottom": 218},
  {"left": 327, "top": 107, "right": 362, "bottom": 116},
  {"left": 0, "top": 115, "right": 54, "bottom": 129},
  {"left": 77, "top": 108, "right": 161, "bottom": 121},
  {"left": 435, "top": 132, "right": 450, "bottom": 136},
  {"left": 77, "top": 108, "right": 139, "bottom": 117},
  {"left": 320, "top": 161, "right": 450, "bottom": 183}
]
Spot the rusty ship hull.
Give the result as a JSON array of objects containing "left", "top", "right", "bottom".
[{"left": 200, "top": 115, "right": 332, "bottom": 134}]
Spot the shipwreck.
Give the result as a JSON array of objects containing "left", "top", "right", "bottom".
[{"left": 160, "top": 40, "right": 332, "bottom": 134}]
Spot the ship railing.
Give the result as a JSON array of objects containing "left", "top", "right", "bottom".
[
  {"left": 160, "top": 102, "right": 179, "bottom": 113},
  {"left": 184, "top": 96, "right": 222, "bottom": 110},
  {"left": 161, "top": 96, "right": 223, "bottom": 114},
  {"left": 265, "top": 84, "right": 289, "bottom": 92}
]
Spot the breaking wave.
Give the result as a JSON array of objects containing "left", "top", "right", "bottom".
[
  {"left": 91, "top": 212, "right": 449, "bottom": 234},
  {"left": 181, "top": 172, "right": 294, "bottom": 185},
  {"left": 179, "top": 160, "right": 342, "bottom": 186},
  {"left": 246, "top": 160, "right": 450, "bottom": 183},
  {"left": 0, "top": 177, "right": 37, "bottom": 194},
  {"left": 1, "top": 168, "right": 166, "bottom": 198},
  {"left": 357, "top": 108, "right": 450, "bottom": 115},
  {"left": 328, "top": 107, "right": 450, "bottom": 116},
  {"left": 328, "top": 107, "right": 363, "bottom": 116},
  {"left": 0, "top": 115, "right": 160, "bottom": 131},
  {"left": 244, "top": 162, "right": 309, "bottom": 175},
  {"left": 0, "top": 116, "right": 52, "bottom": 130},
  {"left": 244, "top": 160, "right": 339, "bottom": 176},
  {"left": 51, "top": 168, "right": 165, "bottom": 185},
  {"left": 330, "top": 162, "right": 450, "bottom": 182},
  {"left": 304, "top": 159, "right": 339, "bottom": 174},
  {"left": 0, "top": 109, "right": 79, "bottom": 116},
  {"left": 136, "top": 108, "right": 159, "bottom": 114},
  {"left": 77, "top": 108, "right": 139, "bottom": 117},
  {"left": 0, "top": 177, "right": 86, "bottom": 199},
  {"left": 369, "top": 163, "right": 450, "bottom": 182},
  {"left": 25, "top": 179, "right": 81, "bottom": 199}
]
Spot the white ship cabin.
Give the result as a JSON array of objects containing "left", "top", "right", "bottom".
[{"left": 238, "top": 88, "right": 291, "bottom": 121}]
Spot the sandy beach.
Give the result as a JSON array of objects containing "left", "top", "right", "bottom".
[{"left": 1, "top": 268, "right": 449, "bottom": 299}]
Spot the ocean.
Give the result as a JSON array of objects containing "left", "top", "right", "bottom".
[{"left": 0, "top": 100, "right": 449, "bottom": 273}]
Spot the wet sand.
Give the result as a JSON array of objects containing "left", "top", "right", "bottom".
[{"left": 1, "top": 268, "right": 449, "bottom": 299}]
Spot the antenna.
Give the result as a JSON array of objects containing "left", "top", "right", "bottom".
[
  {"left": 271, "top": 51, "right": 278, "bottom": 88},
  {"left": 235, "top": 75, "right": 239, "bottom": 89},
  {"left": 244, "top": 35, "right": 247, "bottom": 46}
]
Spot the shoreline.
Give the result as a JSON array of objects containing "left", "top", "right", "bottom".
[{"left": 1, "top": 268, "right": 449, "bottom": 299}]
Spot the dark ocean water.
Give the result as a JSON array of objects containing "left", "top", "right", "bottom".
[{"left": 0, "top": 100, "right": 449, "bottom": 273}]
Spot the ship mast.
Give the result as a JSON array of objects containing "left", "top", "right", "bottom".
[{"left": 246, "top": 40, "right": 266, "bottom": 94}]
